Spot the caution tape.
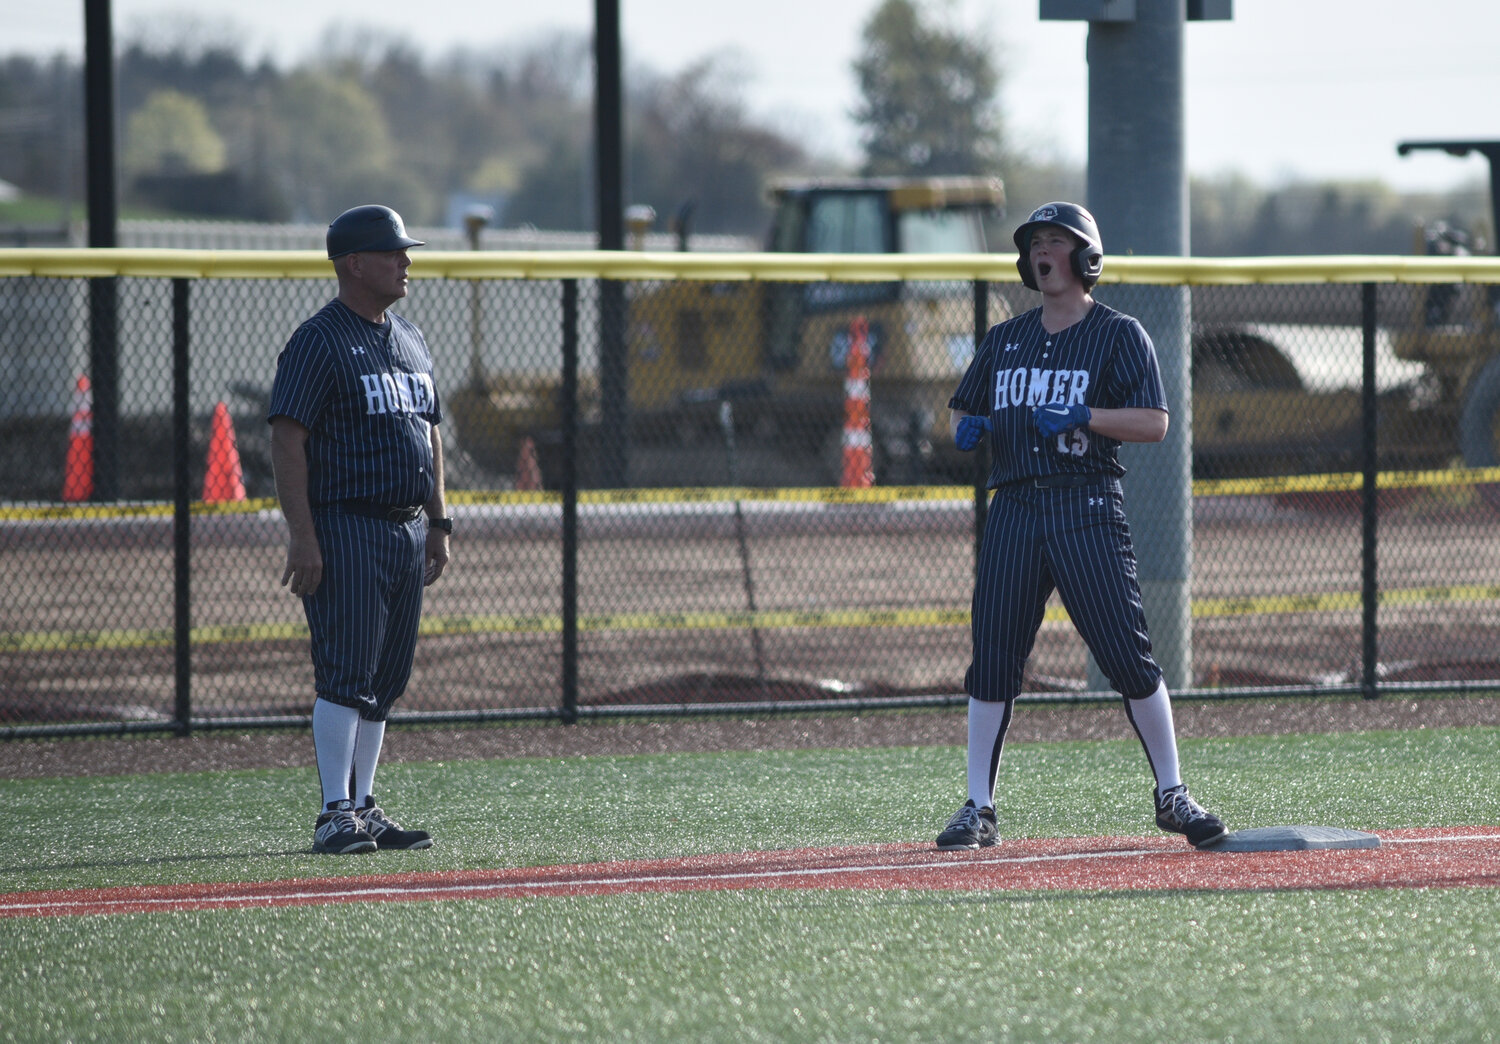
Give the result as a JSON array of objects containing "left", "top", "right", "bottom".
[
  {"left": 10, "top": 583, "right": 1500, "bottom": 654},
  {"left": 452, "top": 485, "right": 975, "bottom": 506},
  {"left": 1193, "top": 467, "right": 1500, "bottom": 498},
  {"left": 1371, "top": 583, "right": 1500, "bottom": 607},
  {"left": 0, "top": 487, "right": 979, "bottom": 522},
  {"left": 0, "top": 607, "right": 969, "bottom": 653},
  {"left": 422, "top": 606, "right": 972, "bottom": 639},
  {"left": 0, "top": 498, "right": 280, "bottom": 523},
  {"left": 0, "top": 621, "right": 296, "bottom": 653},
  {"left": 1192, "top": 591, "right": 1362, "bottom": 618},
  {"left": 1192, "top": 582, "right": 1500, "bottom": 619},
  {"left": 9, "top": 466, "right": 1500, "bottom": 522}
]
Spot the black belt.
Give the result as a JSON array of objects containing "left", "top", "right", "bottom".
[
  {"left": 1021, "top": 473, "right": 1108, "bottom": 489},
  {"left": 326, "top": 501, "right": 423, "bottom": 523}
]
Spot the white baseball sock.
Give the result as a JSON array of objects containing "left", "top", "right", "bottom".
[
  {"left": 351, "top": 716, "right": 387, "bottom": 809},
  {"left": 311, "top": 698, "right": 361, "bottom": 809},
  {"left": 1124, "top": 680, "right": 1182, "bottom": 798},
  {"left": 967, "top": 697, "right": 1012, "bottom": 810}
]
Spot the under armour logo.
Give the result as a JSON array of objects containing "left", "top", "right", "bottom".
[
  {"left": 1004, "top": 342, "right": 1020, "bottom": 352},
  {"left": 351, "top": 346, "right": 366, "bottom": 354}
]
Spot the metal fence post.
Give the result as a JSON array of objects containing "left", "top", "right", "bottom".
[
  {"left": 971, "top": 279, "right": 989, "bottom": 575},
  {"left": 595, "top": 0, "right": 627, "bottom": 488},
  {"left": 84, "top": 0, "right": 120, "bottom": 503},
  {"left": 1361, "top": 282, "right": 1379, "bottom": 700},
  {"left": 172, "top": 278, "right": 192, "bottom": 734},
  {"left": 86, "top": 279, "right": 120, "bottom": 500},
  {"left": 561, "top": 279, "right": 579, "bottom": 723}
]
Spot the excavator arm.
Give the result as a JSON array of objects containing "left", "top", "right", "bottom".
[{"left": 1396, "top": 140, "right": 1500, "bottom": 254}]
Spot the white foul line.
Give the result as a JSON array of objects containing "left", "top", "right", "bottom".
[
  {"left": 1, "top": 832, "right": 1492, "bottom": 915},
  {"left": 0, "top": 846, "right": 1168, "bottom": 914}
]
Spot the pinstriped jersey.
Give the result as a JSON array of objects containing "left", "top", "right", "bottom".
[
  {"left": 268, "top": 298, "right": 443, "bottom": 508},
  {"left": 948, "top": 302, "right": 1166, "bottom": 488}
]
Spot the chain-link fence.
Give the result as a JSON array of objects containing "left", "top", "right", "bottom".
[{"left": 2, "top": 250, "right": 1500, "bottom": 737}]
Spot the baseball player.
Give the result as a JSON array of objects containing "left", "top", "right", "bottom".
[
  {"left": 936, "top": 202, "right": 1227, "bottom": 851},
  {"left": 269, "top": 204, "right": 451, "bottom": 855}
]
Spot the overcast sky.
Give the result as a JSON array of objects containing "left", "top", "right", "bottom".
[{"left": 8, "top": 0, "right": 1498, "bottom": 193}]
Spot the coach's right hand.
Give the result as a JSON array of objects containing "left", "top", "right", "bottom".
[{"left": 955, "top": 415, "right": 991, "bottom": 452}]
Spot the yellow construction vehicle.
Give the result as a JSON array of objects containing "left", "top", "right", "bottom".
[
  {"left": 1389, "top": 140, "right": 1500, "bottom": 469},
  {"left": 623, "top": 175, "right": 1010, "bottom": 485}
]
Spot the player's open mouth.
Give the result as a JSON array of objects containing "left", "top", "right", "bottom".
[{"left": 1036, "top": 261, "right": 1053, "bottom": 277}]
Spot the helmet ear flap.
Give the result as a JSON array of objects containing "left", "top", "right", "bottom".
[
  {"left": 1015, "top": 226, "right": 1041, "bottom": 290},
  {"left": 1072, "top": 244, "right": 1103, "bottom": 288},
  {"left": 1016, "top": 255, "right": 1039, "bottom": 292}
]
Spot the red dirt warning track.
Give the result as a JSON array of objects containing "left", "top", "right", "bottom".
[{"left": 3, "top": 827, "right": 1497, "bottom": 918}]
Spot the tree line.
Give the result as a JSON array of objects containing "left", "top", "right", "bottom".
[{"left": 0, "top": 0, "right": 1487, "bottom": 253}]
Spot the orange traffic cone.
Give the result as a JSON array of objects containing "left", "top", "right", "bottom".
[
  {"left": 515, "top": 435, "right": 543, "bottom": 491},
  {"left": 202, "top": 401, "right": 246, "bottom": 503},
  {"left": 62, "top": 374, "right": 94, "bottom": 502},
  {"left": 840, "top": 318, "right": 873, "bottom": 489}
]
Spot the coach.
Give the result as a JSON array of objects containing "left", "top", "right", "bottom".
[{"left": 269, "top": 204, "right": 451, "bottom": 856}]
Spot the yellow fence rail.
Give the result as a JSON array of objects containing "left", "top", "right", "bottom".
[{"left": 5, "top": 249, "right": 1500, "bottom": 284}]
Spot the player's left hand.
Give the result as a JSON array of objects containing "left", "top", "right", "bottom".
[
  {"left": 424, "top": 529, "right": 449, "bottom": 586},
  {"left": 1033, "top": 403, "right": 1091, "bottom": 438}
]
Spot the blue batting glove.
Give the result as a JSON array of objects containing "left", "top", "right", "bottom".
[
  {"left": 955, "top": 415, "right": 991, "bottom": 451},
  {"left": 1033, "top": 403, "right": 1091, "bottom": 438}
]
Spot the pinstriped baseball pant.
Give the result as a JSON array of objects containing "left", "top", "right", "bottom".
[
  {"left": 303, "top": 512, "right": 427, "bottom": 721},
  {"left": 965, "top": 479, "right": 1162, "bottom": 703}
]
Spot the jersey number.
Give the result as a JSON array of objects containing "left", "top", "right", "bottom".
[{"left": 1056, "top": 430, "right": 1089, "bottom": 457}]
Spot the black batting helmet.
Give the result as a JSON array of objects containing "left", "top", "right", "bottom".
[
  {"left": 1012, "top": 202, "right": 1103, "bottom": 291},
  {"left": 326, "top": 204, "right": 425, "bottom": 260}
]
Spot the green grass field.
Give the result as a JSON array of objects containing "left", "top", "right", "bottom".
[{"left": 2, "top": 721, "right": 1498, "bottom": 1041}]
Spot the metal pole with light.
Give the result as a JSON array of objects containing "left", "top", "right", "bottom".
[{"left": 1040, "top": 0, "right": 1233, "bottom": 692}]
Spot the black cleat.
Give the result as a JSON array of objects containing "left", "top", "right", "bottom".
[
  {"left": 314, "top": 800, "right": 378, "bottom": 854},
  {"left": 936, "top": 799, "right": 999, "bottom": 850},
  {"left": 1155, "top": 785, "right": 1228, "bottom": 849},
  {"left": 358, "top": 800, "right": 433, "bottom": 850}
]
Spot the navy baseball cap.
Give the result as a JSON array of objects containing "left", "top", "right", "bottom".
[{"left": 326, "top": 204, "right": 425, "bottom": 260}]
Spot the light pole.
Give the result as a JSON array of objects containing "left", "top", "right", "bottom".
[{"left": 1042, "top": 0, "right": 1233, "bottom": 691}]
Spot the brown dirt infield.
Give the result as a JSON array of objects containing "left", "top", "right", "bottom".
[{"left": 4, "top": 827, "right": 1496, "bottom": 918}]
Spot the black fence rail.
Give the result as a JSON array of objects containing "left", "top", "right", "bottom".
[{"left": 2, "top": 250, "right": 1500, "bottom": 738}]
